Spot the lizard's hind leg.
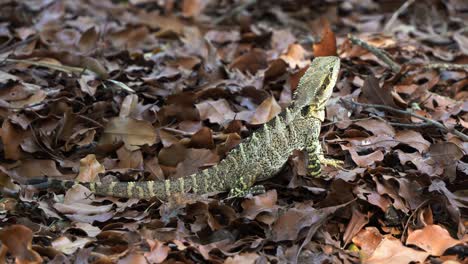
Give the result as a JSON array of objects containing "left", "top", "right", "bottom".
[{"left": 227, "top": 162, "right": 265, "bottom": 198}]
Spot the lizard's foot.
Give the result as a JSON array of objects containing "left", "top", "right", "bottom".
[
  {"left": 307, "top": 156, "right": 344, "bottom": 177},
  {"left": 228, "top": 185, "right": 266, "bottom": 199},
  {"left": 319, "top": 157, "right": 343, "bottom": 168}
]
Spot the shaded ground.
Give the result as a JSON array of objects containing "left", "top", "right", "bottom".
[{"left": 0, "top": 0, "right": 467, "bottom": 263}]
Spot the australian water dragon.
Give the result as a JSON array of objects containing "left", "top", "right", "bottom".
[{"left": 28, "top": 56, "right": 341, "bottom": 200}]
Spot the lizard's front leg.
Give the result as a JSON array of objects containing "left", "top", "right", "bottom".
[{"left": 306, "top": 140, "right": 342, "bottom": 177}]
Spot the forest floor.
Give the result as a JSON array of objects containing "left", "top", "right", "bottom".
[{"left": 0, "top": 0, "right": 467, "bottom": 263}]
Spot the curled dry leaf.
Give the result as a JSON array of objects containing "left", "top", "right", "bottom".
[
  {"left": 312, "top": 18, "right": 337, "bottom": 57},
  {"left": 406, "top": 224, "right": 461, "bottom": 256},
  {"left": 116, "top": 146, "right": 144, "bottom": 169},
  {"left": 395, "top": 130, "right": 431, "bottom": 153},
  {"left": 182, "top": 0, "right": 208, "bottom": 18},
  {"left": 224, "top": 253, "right": 260, "bottom": 264},
  {"left": 365, "top": 237, "right": 429, "bottom": 264},
  {"left": 250, "top": 96, "right": 282, "bottom": 125},
  {"left": 229, "top": 49, "right": 268, "bottom": 74},
  {"left": 0, "top": 119, "right": 27, "bottom": 160},
  {"left": 280, "top": 43, "right": 308, "bottom": 69},
  {"left": 195, "top": 99, "right": 236, "bottom": 124},
  {"left": 100, "top": 117, "right": 157, "bottom": 151},
  {"left": 354, "top": 119, "right": 395, "bottom": 137},
  {"left": 346, "top": 148, "right": 384, "bottom": 167},
  {"left": 144, "top": 239, "right": 170, "bottom": 263},
  {"left": 189, "top": 127, "right": 215, "bottom": 149},
  {"left": 175, "top": 148, "right": 219, "bottom": 178},
  {"left": 241, "top": 190, "right": 279, "bottom": 224},
  {"left": 51, "top": 236, "right": 92, "bottom": 255},
  {"left": 360, "top": 74, "right": 397, "bottom": 107},
  {"left": 271, "top": 204, "right": 327, "bottom": 242},
  {"left": 9, "top": 159, "right": 63, "bottom": 181},
  {"left": 0, "top": 224, "right": 42, "bottom": 264},
  {"left": 76, "top": 154, "right": 105, "bottom": 182},
  {"left": 351, "top": 227, "right": 383, "bottom": 259},
  {"left": 78, "top": 26, "right": 99, "bottom": 54}
]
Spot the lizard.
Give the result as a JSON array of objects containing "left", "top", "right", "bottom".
[{"left": 27, "top": 56, "right": 341, "bottom": 200}]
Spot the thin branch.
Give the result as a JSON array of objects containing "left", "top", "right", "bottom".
[
  {"left": 422, "top": 62, "right": 468, "bottom": 71},
  {"left": 383, "top": 0, "right": 416, "bottom": 33},
  {"left": 348, "top": 34, "right": 402, "bottom": 73},
  {"left": 0, "top": 35, "right": 39, "bottom": 54},
  {"left": 4, "top": 58, "right": 89, "bottom": 74},
  {"left": 348, "top": 35, "right": 468, "bottom": 72},
  {"left": 343, "top": 100, "right": 468, "bottom": 141},
  {"left": 213, "top": 0, "right": 257, "bottom": 25}
]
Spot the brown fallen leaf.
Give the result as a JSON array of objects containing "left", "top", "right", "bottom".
[
  {"left": 395, "top": 130, "right": 431, "bottom": 153},
  {"left": 343, "top": 209, "right": 371, "bottom": 246},
  {"left": 175, "top": 148, "right": 219, "bottom": 178},
  {"left": 280, "top": 43, "right": 308, "bottom": 69},
  {"left": 100, "top": 117, "right": 157, "bottom": 151},
  {"left": 271, "top": 203, "right": 330, "bottom": 242},
  {"left": 182, "top": 0, "right": 208, "bottom": 18},
  {"left": 9, "top": 159, "right": 63, "bottom": 181},
  {"left": 241, "top": 190, "right": 279, "bottom": 224},
  {"left": 406, "top": 225, "right": 461, "bottom": 256},
  {"left": 0, "top": 224, "right": 43, "bottom": 264},
  {"left": 250, "top": 96, "right": 282, "bottom": 125},
  {"left": 360, "top": 74, "right": 398, "bottom": 107},
  {"left": 354, "top": 119, "right": 395, "bottom": 137},
  {"left": 195, "top": 99, "right": 236, "bottom": 124},
  {"left": 116, "top": 146, "right": 144, "bottom": 170},
  {"left": 313, "top": 18, "right": 337, "bottom": 57},
  {"left": 0, "top": 119, "right": 28, "bottom": 160},
  {"left": 365, "top": 237, "right": 429, "bottom": 264},
  {"left": 347, "top": 148, "right": 384, "bottom": 167},
  {"left": 78, "top": 26, "right": 99, "bottom": 54},
  {"left": 224, "top": 252, "right": 260, "bottom": 264},
  {"left": 75, "top": 154, "right": 105, "bottom": 182},
  {"left": 189, "top": 127, "right": 215, "bottom": 149},
  {"left": 352, "top": 227, "right": 383, "bottom": 260},
  {"left": 229, "top": 49, "right": 268, "bottom": 74},
  {"left": 144, "top": 239, "right": 170, "bottom": 263}
]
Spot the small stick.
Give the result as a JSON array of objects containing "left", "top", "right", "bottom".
[
  {"left": 348, "top": 35, "right": 468, "bottom": 72},
  {"left": 423, "top": 63, "right": 468, "bottom": 71},
  {"left": 348, "top": 34, "right": 402, "bottom": 73},
  {"left": 0, "top": 35, "right": 39, "bottom": 54},
  {"left": 383, "top": 0, "right": 416, "bottom": 33},
  {"left": 213, "top": 0, "right": 257, "bottom": 25},
  {"left": 343, "top": 100, "right": 468, "bottom": 141}
]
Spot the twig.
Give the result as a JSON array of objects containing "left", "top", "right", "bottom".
[
  {"left": 213, "top": 0, "right": 257, "bottom": 25},
  {"left": 348, "top": 34, "right": 402, "bottom": 73},
  {"left": 4, "top": 58, "right": 89, "bottom": 74},
  {"left": 422, "top": 63, "right": 468, "bottom": 71},
  {"left": 348, "top": 35, "right": 468, "bottom": 72},
  {"left": 0, "top": 35, "right": 39, "bottom": 54},
  {"left": 343, "top": 100, "right": 468, "bottom": 141},
  {"left": 371, "top": 114, "right": 433, "bottom": 128},
  {"left": 383, "top": 0, "right": 416, "bottom": 33}
]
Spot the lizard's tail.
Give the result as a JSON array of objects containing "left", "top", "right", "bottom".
[
  {"left": 26, "top": 178, "right": 76, "bottom": 191},
  {"left": 26, "top": 170, "right": 223, "bottom": 200},
  {"left": 26, "top": 178, "right": 168, "bottom": 200},
  {"left": 26, "top": 178, "right": 181, "bottom": 200}
]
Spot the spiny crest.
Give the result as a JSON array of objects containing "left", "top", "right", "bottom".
[{"left": 274, "top": 114, "right": 286, "bottom": 137}]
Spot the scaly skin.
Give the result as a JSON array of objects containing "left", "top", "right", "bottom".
[{"left": 30, "top": 56, "right": 341, "bottom": 200}]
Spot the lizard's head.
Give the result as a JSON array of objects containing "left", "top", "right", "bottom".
[
  {"left": 309, "top": 56, "right": 340, "bottom": 111},
  {"left": 291, "top": 56, "right": 340, "bottom": 121}
]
